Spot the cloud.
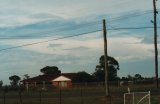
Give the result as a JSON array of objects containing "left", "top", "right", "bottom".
[
  {"left": 48, "top": 44, "right": 63, "bottom": 48},
  {"left": 108, "top": 36, "right": 154, "bottom": 62},
  {"left": 29, "top": 13, "right": 62, "bottom": 20},
  {"left": 118, "top": 57, "right": 156, "bottom": 77},
  {"left": 0, "top": 31, "right": 159, "bottom": 84},
  {"left": 0, "top": 47, "right": 100, "bottom": 84},
  {"left": 0, "top": 32, "right": 156, "bottom": 62},
  {"left": 0, "top": 0, "right": 157, "bottom": 27},
  {"left": 64, "top": 46, "right": 90, "bottom": 51}
]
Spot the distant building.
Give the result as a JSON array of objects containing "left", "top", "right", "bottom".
[{"left": 21, "top": 73, "right": 76, "bottom": 90}]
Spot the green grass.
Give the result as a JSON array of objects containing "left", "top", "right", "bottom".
[
  {"left": 0, "top": 84, "right": 159, "bottom": 104},
  {"left": 151, "top": 98, "right": 159, "bottom": 104}
]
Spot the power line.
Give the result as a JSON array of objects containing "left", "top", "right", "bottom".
[
  {"left": 108, "top": 26, "right": 160, "bottom": 30},
  {"left": 0, "top": 25, "right": 159, "bottom": 40},
  {"left": 0, "top": 29, "right": 101, "bottom": 52},
  {"left": 1, "top": 26, "right": 159, "bottom": 40},
  {"left": 108, "top": 9, "right": 157, "bottom": 22},
  {"left": 0, "top": 26, "right": 159, "bottom": 52},
  {"left": 0, "top": 21, "right": 101, "bottom": 39}
]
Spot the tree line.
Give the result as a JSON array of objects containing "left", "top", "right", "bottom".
[
  {"left": 39, "top": 55, "right": 120, "bottom": 83},
  {"left": 0, "top": 55, "right": 158, "bottom": 90}
]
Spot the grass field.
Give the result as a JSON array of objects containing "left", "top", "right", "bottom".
[{"left": 0, "top": 84, "right": 160, "bottom": 104}]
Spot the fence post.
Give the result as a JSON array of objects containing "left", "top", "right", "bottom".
[
  {"left": 3, "top": 92, "right": 5, "bottom": 104},
  {"left": 124, "top": 94, "right": 125, "bottom": 104},
  {"left": 80, "top": 88, "right": 83, "bottom": 104},
  {"left": 19, "top": 90, "right": 22, "bottom": 104},
  {"left": 133, "top": 92, "right": 135, "bottom": 104},
  {"left": 59, "top": 88, "right": 62, "bottom": 104},
  {"left": 39, "top": 90, "right": 42, "bottom": 104},
  {"left": 148, "top": 91, "right": 151, "bottom": 104}
]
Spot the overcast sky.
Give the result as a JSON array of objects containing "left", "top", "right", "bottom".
[{"left": 0, "top": 0, "right": 160, "bottom": 84}]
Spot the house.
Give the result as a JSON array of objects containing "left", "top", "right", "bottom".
[
  {"left": 52, "top": 75, "right": 72, "bottom": 88},
  {"left": 21, "top": 73, "right": 76, "bottom": 90}
]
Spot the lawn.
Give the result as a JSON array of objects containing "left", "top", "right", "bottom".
[{"left": 0, "top": 84, "right": 160, "bottom": 104}]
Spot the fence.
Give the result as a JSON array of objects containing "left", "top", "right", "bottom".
[
  {"left": 0, "top": 87, "right": 109, "bottom": 104},
  {"left": 0, "top": 84, "right": 159, "bottom": 104}
]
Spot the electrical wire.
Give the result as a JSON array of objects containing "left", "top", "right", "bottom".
[
  {"left": 0, "top": 26, "right": 159, "bottom": 52},
  {"left": 108, "top": 26, "right": 160, "bottom": 30},
  {"left": 0, "top": 21, "right": 101, "bottom": 39},
  {"left": 108, "top": 10, "right": 154, "bottom": 22},
  {"left": 0, "top": 29, "right": 102, "bottom": 52}
]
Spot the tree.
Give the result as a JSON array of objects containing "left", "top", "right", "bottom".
[
  {"left": 134, "top": 74, "right": 143, "bottom": 80},
  {"left": 23, "top": 74, "right": 30, "bottom": 80},
  {"left": 92, "top": 65, "right": 105, "bottom": 81},
  {"left": 9, "top": 75, "right": 21, "bottom": 86},
  {"left": 93, "top": 55, "right": 119, "bottom": 81},
  {"left": 73, "top": 71, "right": 93, "bottom": 83},
  {"left": 121, "top": 77, "right": 128, "bottom": 81},
  {"left": 127, "top": 75, "right": 133, "bottom": 81},
  {"left": 40, "top": 66, "right": 61, "bottom": 75},
  {"left": 0, "top": 80, "right": 3, "bottom": 88}
]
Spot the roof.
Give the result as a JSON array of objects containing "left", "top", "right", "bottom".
[
  {"left": 21, "top": 73, "right": 76, "bottom": 83},
  {"left": 21, "top": 74, "right": 59, "bottom": 83},
  {"left": 61, "top": 73, "right": 77, "bottom": 79},
  {"left": 52, "top": 75, "right": 71, "bottom": 82}
]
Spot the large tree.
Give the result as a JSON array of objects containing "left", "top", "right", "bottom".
[
  {"left": 40, "top": 66, "right": 61, "bottom": 75},
  {"left": 93, "top": 55, "right": 119, "bottom": 81},
  {"left": 9, "top": 75, "right": 21, "bottom": 86},
  {"left": 73, "top": 71, "right": 93, "bottom": 83}
]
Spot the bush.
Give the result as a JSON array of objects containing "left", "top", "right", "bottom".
[{"left": 1, "top": 85, "right": 25, "bottom": 92}]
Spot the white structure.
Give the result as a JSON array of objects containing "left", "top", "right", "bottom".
[
  {"left": 124, "top": 91, "right": 150, "bottom": 104},
  {"left": 52, "top": 75, "right": 72, "bottom": 88}
]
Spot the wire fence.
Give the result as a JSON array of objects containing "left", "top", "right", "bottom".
[
  {"left": 0, "top": 87, "right": 110, "bottom": 104},
  {"left": 0, "top": 83, "right": 159, "bottom": 104}
]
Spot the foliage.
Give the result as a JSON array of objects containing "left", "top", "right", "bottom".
[
  {"left": 93, "top": 55, "right": 119, "bottom": 81},
  {"left": 120, "top": 74, "right": 155, "bottom": 85},
  {"left": 121, "top": 77, "right": 129, "bottom": 81},
  {"left": 23, "top": 74, "right": 30, "bottom": 80},
  {"left": 0, "top": 80, "right": 3, "bottom": 88},
  {"left": 40, "top": 66, "right": 61, "bottom": 74},
  {"left": 127, "top": 75, "right": 133, "bottom": 81},
  {"left": 134, "top": 74, "right": 143, "bottom": 80},
  {"left": 73, "top": 71, "right": 93, "bottom": 83},
  {"left": 9, "top": 75, "right": 21, "bottom": 86},
  {"left": 92, "top": 66, "right": 105, "bottom": 81},
  {"left": 1, "top": 85, "right": 25, "bottom": 92},
  {"left": 2, "top": 85, "right": 9, "bottom": 93}
]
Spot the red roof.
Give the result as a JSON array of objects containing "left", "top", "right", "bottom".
[{"left": 21, "top": 73, "right": 77, "bottom": 83}]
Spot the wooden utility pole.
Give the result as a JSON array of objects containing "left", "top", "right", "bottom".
[
  {"left": 103, "top": 19, "right": 110, "bottom": 97},
  {"left": 153, "top": 0, "right": 159, "bottom": 88}
]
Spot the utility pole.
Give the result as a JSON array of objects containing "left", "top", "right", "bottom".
[
  {"left": 153, "top": 0, "right": 159, "bottom": 88},
  {"left": 103, "top": 19, "right": 110, "bottom": 97}
]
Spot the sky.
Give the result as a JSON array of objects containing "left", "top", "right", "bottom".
[{"left": 0, "top": 0, "right": 160, "bottom": 84}]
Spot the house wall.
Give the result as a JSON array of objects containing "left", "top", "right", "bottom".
[
  {"left": 53, "top": 81, "right": 59, "bottom": 87},
  {"left": 52, "top": 81, "right": 72, "bottom": 88},
  {"left": 67, "top": 81, "right": 72, "bottom": 87}
]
